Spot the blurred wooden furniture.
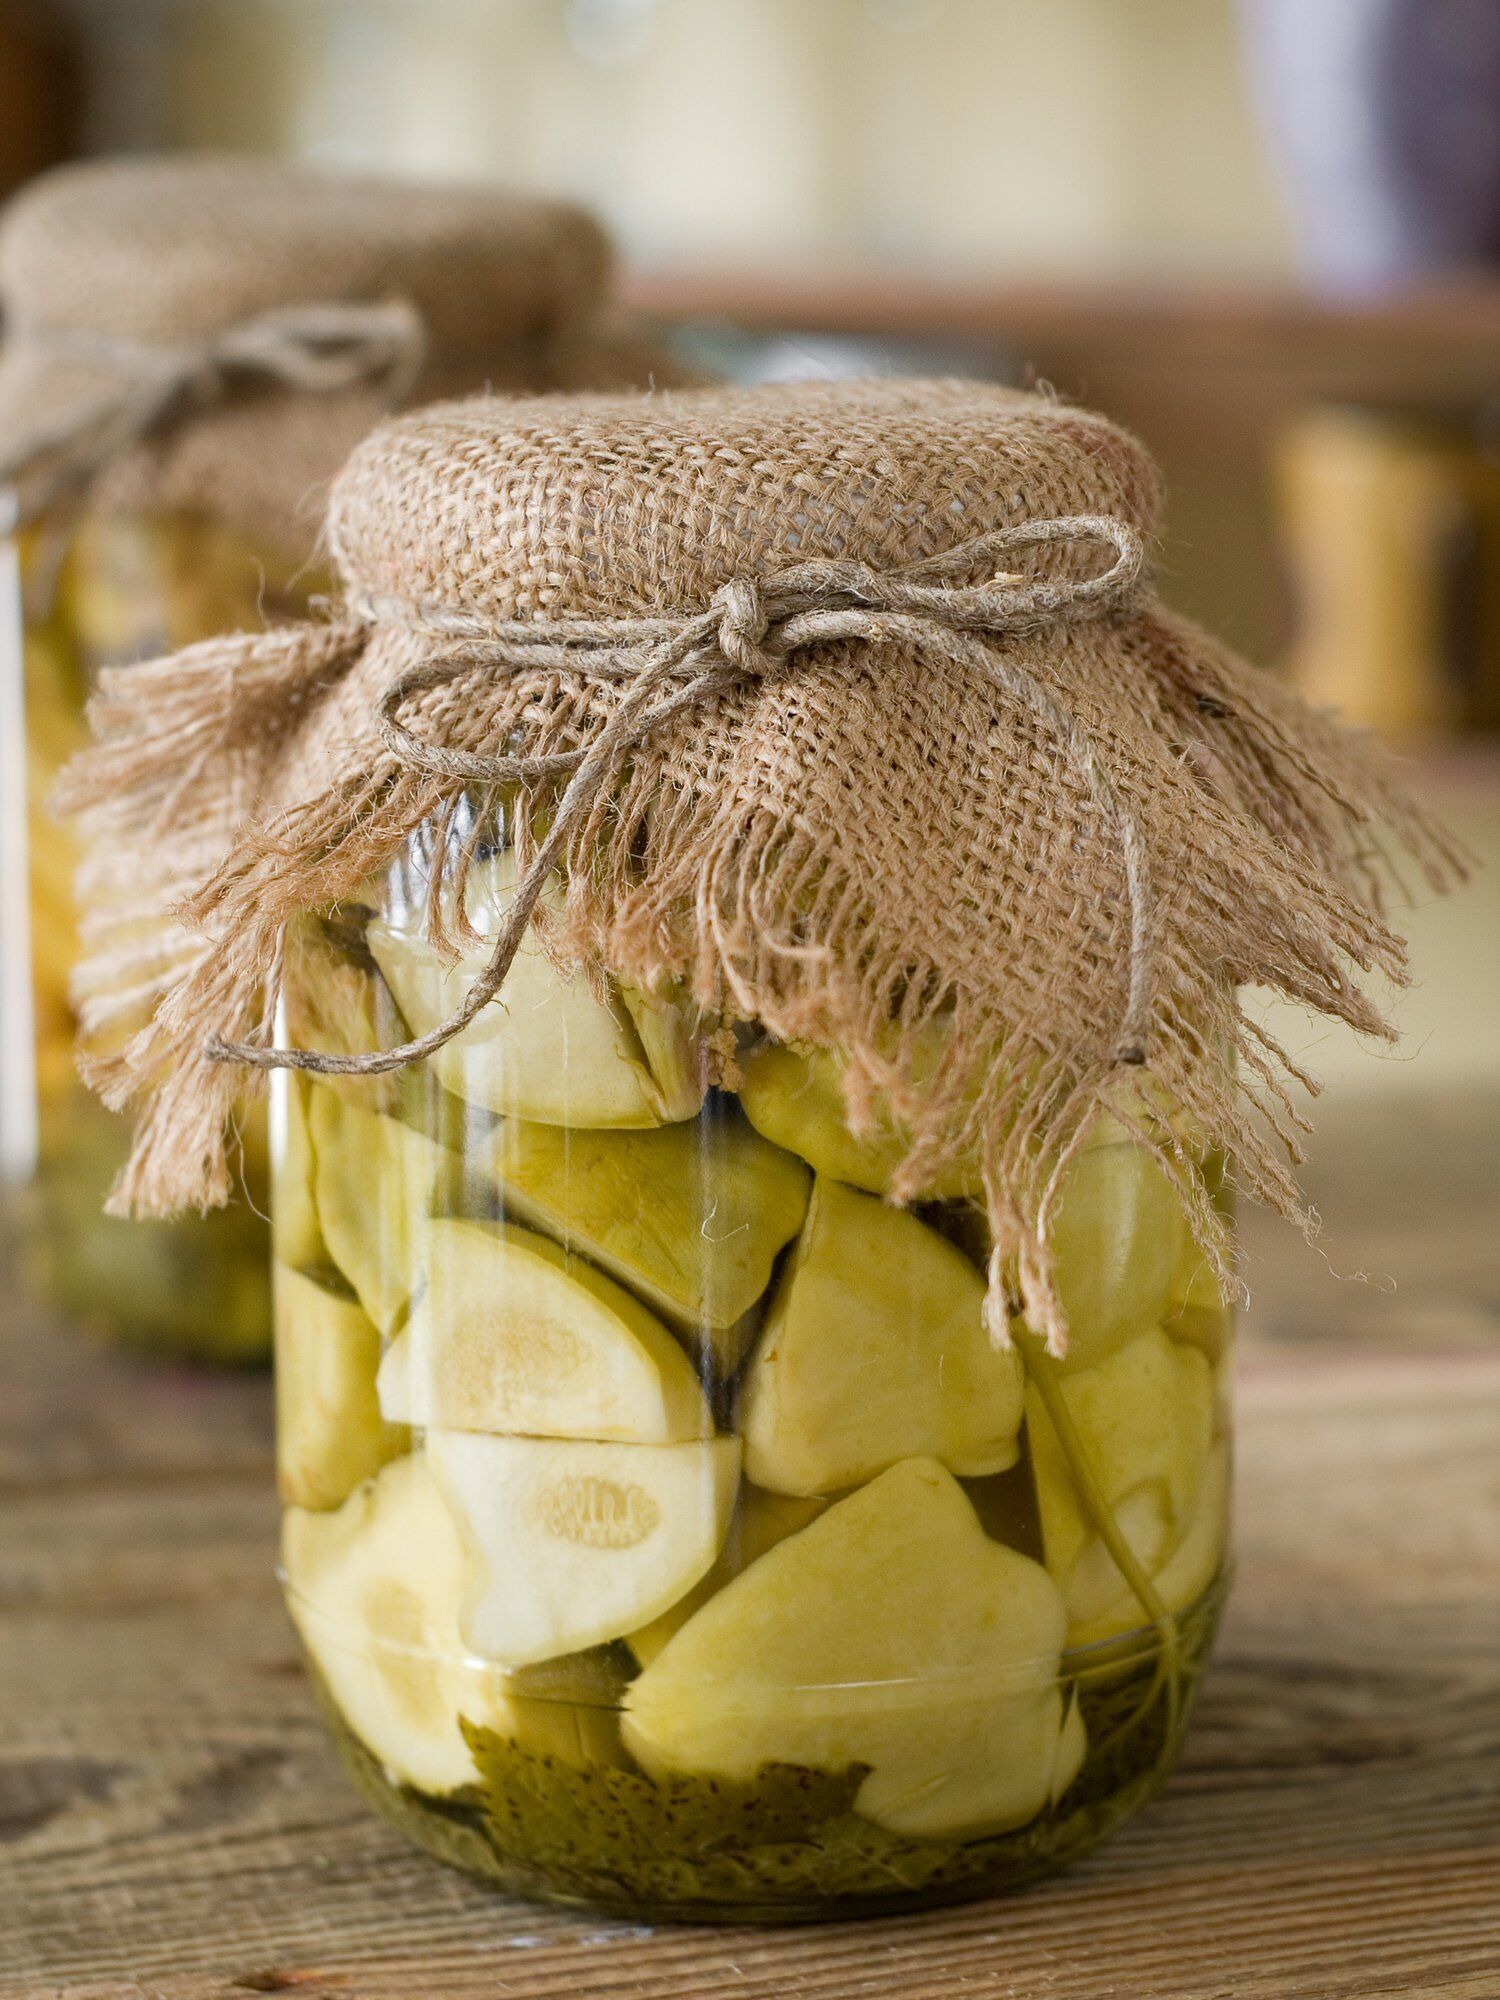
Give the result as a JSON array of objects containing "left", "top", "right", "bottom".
[
  {"left": 627, "top": 267, "right": 1500, "bottom": 671},
  {"left": 0, "top": 2, "right": 80, "bottom": 201},
  {"left": 3, "top": 1068, "right": 1497, "bottom": 1998},
  {"left": 1274, "top": 406, "right": 1500, "bottom": 735}
]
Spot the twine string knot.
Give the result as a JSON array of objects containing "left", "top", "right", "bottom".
[{"left": 714, "top": 574, "right": 776, "bottom": 676}]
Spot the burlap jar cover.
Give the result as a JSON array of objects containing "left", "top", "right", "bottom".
[
  {"left": 58, "top": 379, "right": 1461, "bottom": 1349},
  {"left": 0, "top": 153, "right": 690, "bottom": 551}
]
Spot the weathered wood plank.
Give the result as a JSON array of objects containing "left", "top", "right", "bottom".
[
  {"left": 0, "top": 1226, "right": 273, "bottom": 1490},
  {"left": 1237, "top": 1086, "right": 1500, "bottom": 1361},
  {"left": 2, "top": 1081, "right": 1496, "bottom": 1998},
  {"left": 2, "top": 1343, "right": 1495, "bottom": 2000}
]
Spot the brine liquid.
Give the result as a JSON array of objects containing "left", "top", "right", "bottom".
[{"left": 274, "top": 842, "right": 1234, "bottom": 1918}]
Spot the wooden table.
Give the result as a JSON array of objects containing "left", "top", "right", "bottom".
[{"left": 3, "top": 1088, "right": 1497, "bottom": 2000}]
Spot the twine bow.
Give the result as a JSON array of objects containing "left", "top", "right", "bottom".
[
  {"left": 1, "top": 299, "right": 426, "bottom": 528},
  {"left": 209, "top": 513, "right": 1156, "bottom": 1078}
]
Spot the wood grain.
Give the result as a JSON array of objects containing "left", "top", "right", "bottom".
[{"left": 2, "top": 1086, "right": 1497, "bottom": 2000}]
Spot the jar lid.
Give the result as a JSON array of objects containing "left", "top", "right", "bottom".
[{"left": 327, "top": 378, "right": 1162, "bottom": 624}]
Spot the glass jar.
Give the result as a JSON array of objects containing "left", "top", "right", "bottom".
[
  {"left": 273, "top": 814, "right": 1234, "bottom": 1922},
  {"left": 6, "top": 508, "right": 318, "bottom": 1358}
]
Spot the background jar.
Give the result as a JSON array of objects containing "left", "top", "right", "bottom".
[
  {"left": 272, "top": 809, "right": 1235, "bottom": 1922},
  {"left": 6, "top": 507, "right": 318, "bottom": 1357},
  {"left": 0, "top": 151, "right": 683, "bottom": 1359}
]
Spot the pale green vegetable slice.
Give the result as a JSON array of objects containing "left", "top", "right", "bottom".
[
  {"left": 1040, "top": 1143, "right": 1189, "bottom": 1372},
  {"left": 376, "top": 1217, "right": 710, "bottom": 1443},
  {"left": 1026, "top": 1325, "right": 1214, "bottom": 1642},
  {"left": 1067, "top": 1440, "right": 1231, "bottom": 1650},
  {"left": 428, "top": 1430, "right": 741, "bottom": 1667},
  {"left": 740, "top": 1177, "right": 1023, "bottom": 1495},
  {"left": 1163, "top": 1231, "right": 1232, "bottom": 1363},
  {"left": 282, "top": 1456, "right": 518, "bottom": 1794},
  {"left": 274, "top": 1263, "right": 408, "bottom": 1511},
  {"left": 283, "top": 1460, "right": 625, "bottom": 1792},
  {"left": 627, "top": 1484, "right": 827, "bottom": 1667},
  {"left": 1150, "top": 1437, "right": 1230, "bottom": 1616},
  {"left": 1058, "top": 1486, "right": 1176, "bottom": 1629},
  {"left": 1164, "top": 1149, "right": 1234, "bottom": 1362},
  {"left": 1164, "top": 1296, "right": 1231, "bottom": 1364},
  {"left": 309, "top": 1087, "right": 457, "bottom": 1334},
  {"left": 624, "top": 1456, "right": 1082, "bottom": 1841},
  {"left": 271, "top": 1074, "right": 326, "bottom": 1272},
  {"left": 738, "top": 1044, "right": 1194, "bottom": 1331},
  {"left": 1053, "top": 1695, "right": 1088, "bottom": 1805},
  {"left": 737, "top": 1040, "right": 979, "bottom": 1198},
  {"left": 469, "top": 1106, "right": 810, "bottom": 1343},
  {"left": 619, "top": 986, "right": 705, "bottom": 1123},
  {"left": 367, "top": 849, "right": 704, "bottom": 1128}
]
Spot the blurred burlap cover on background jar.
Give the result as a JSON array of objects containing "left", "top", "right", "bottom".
[
  {"left": 59, "top": 378, "right": 1459, "bottom": 1351},
  {"left": 0, "top": 153, "right": 691, "bottom": 1360},
  {"left": 0, "top": 152, "right": 687, "bottom": 545}
]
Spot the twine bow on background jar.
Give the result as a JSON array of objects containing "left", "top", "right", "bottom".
[
  {"left": 207, "top": 512, "right": 1158, "bottom": 1081},
  {"left": 0, "top": 299, "right": 427, "bottom": 529}
]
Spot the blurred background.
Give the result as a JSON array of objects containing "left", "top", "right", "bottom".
[{"left": 3, "top": 0, "right": 1497, "bottom": 1330}]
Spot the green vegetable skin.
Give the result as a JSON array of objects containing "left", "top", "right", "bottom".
[
  {"left": 273, "top": 882, "right": 1231, "bottom": 1914},
  {"left": 18, "top": 511, "right": 321, "bottom": 1360}
]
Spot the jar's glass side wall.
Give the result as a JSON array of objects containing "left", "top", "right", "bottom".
[
  {"left": 272, "top": 821, "right": 1234, "bottom": 1920},
  {"left": 11, "top": 510, "right": 318, "bottom": 1358}
]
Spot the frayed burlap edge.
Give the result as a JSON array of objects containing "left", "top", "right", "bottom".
[{"left": 55, "top": 577, "right": 1464, "bottom": 1356}]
